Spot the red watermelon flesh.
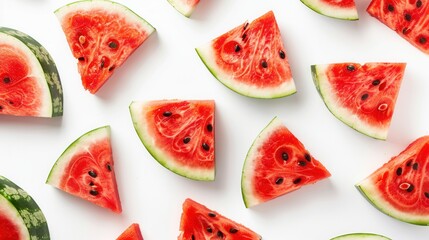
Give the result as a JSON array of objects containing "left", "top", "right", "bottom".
[
  {"left": 241, "top": 117, "right": 331, "bottom": 207},
  {"left": 178, "top": 198, "right": 261, "bottom": 240},
  {"left": 300, "top": 0, "right": 358, "bottom": 20},
  {"left": 55, "top": 0, "right": 155, "bottom": 93},
  {"left": 357, "top": 136, "right": 429, "bottom": 225},
  {"left": 367, "top": 0, "right": 429, "bottom": 54},
  {"left": 0, "top": 214, "right": 21, "bottom": 240},
  {"left": 116, "top": 223, "right": 144, "bottom": 240},
  {"left": 46, "top": 126, "right": 121, "bottom": 213}
]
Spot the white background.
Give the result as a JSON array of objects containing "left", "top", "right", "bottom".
[{"left": 1, "top": 0, "right": 429, "bottom": 239}]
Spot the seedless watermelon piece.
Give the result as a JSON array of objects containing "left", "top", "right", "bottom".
[
  {"left": 241, "top": 117, "right": 331, "bottom": 208},
  {"left": 55, "top": 0, "right": 155, "bottom": 94},
  {"left": 129, "top": 100, "right": 215, "bottom": 181},
  {"left": 167, "top": 0, "right": 200, "bottom": 17},
  {"left": 0, "top": 175, "right": 50, "bottom": 240},
  {"left": 356, "top": 136, "right": 429, "bottom": 225},
  {"left": 311, "top": 62, "right": 406, "bottom": 140},
  {"left": 300, "top": 0, "right": 358, "bottom": 20},
  {"left": 46, "top": 126, "right": 122, "bottom": 213},
  {"left": 367, "top": 0, "right": 429, "bottom": 54},
  {"left": 116, "top": 223, "right": 144, "bottom": 240},
  {"left": 178, "top": 198, "right": 261, "bottom": 240},
  {"left": 0, "top": 27, "right": 63, "bottom": 117},
  {"left": 331, "top": 233, "right": 391, "bottom": 240},
  {"left": 196, "top": 11, "right": 296, "bottom": 99}
]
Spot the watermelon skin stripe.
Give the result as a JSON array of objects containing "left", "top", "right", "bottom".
[
  {"left": 0, "top": 27, "right": 63, "bottom": 117},
  {"left": 0, "top": 175, "right": 50, "bottom": 240}
]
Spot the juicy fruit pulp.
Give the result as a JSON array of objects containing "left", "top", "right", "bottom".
[
  {"left": 46, "top": 126, "right": 122, "bottom": 213},
  {"left": 331, "top": 233, "right": 391, "bottom": 240},
  {"left": 0, "top": 175, "right": 50, "bottom": 240},
  {"left": 241, "top": 117, "right": 331, "bottom": 207},
  {"left": 130, "top": 100, "right": 215, "bottom": 181},
  {"left": 55, "top": 0, "right": 155, "bottom": 93},
  {"left": 367, "top": 0, "right": 429, "bottom": 54},
  {"left": 357, "top": 136, "right": 429, "bottom": 225},
  {"left": 196, "top": 11, "right": 296, "bottom": 99},
  {"left": 312, "top": 62, "right": 406, "bottom": 140},
  {"left": 300, "top": 0, "right": 358, "bottom": 20},
  {"left": 116, "top": 223, "right": 144, "bottom": 240},
  {"left": 167, "top": 0, "right": 200, "bottom": 17},
  {"left": 178, "top": 198, "right": 261, "bottom": 240},
  {"left": 0, "top": 27, "right": 63, "bottom": 117}
]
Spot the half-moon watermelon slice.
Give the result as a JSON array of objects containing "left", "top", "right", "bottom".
[
  {"left": 196, "top": 11, "right": 296, "bottom": 99},
  {"left": 129, "top": 100, "right": 215, "bottom": 181},
  {"left": 116, "top": 223, "right": 144, "bottom": 240},
  {"left": 55, "top": 0, "right": 155, "bottom": 94},
  {"left": 330, "top": 233, "right": 391, "bottom": 240},
  {"left": 0, "top": 175, "right": 50, "bottom": 240},
  {"left": 300, "top": 0, "right": 358, "bottom": 20},
  {"left": 167, "top": 0, "right": 200, "bottom": 17},
  {"left": 311, "top": 62, "right": 406, "bottom": 140},
  {"left": 0, "top": 27, "right": 63, "bottom": 117},
  {"left": 241, "top": 117, "right": 331, "bottom": 208},
  {"left": 46, "top": 126, "right": 122, "bottom": 213},
  {"left": 367, "top": 0, "right": 429, "bottom": 54},
  {"left": 178, "top": 198, "right": 261, "bottom": 240},
  {"left": 356, "top": 136, "right": 429, "bottom": 225}
]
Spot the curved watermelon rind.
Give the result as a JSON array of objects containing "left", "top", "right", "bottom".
[
  {"left": 129, "top": 101, "right": 215, "bottom": 181},
  {"left": 330, "top": 232, "right": 391, "bottom": 240},
  {"left": 300, "top": 0, "right": 358, "bottom": 21},
  {"left": 0, "top": 175, "right": 50, "bottom": 239},
  {"left": 0, "top": 27, "right": 63, "bottom": 117},
  {"left": 167, "top": 0, "right": 199, "bottom": 17}
]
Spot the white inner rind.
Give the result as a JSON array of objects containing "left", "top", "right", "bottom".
[
  {"left": 46, "top": 126, "right": 111, "bottom": 186},
  {"left": 0, "top": 195, "right": 30, "bottom": 239},
  {"left": 196, "top": 44, "right": 296, "bottom": 99},
  {"left": 167, "top": 0, "right": 196, "bottom": 17},
  {"left": 0, "top": 33, "right": 52, "bottom": 117},
  {"left": 314, "top": 64, "right": 388, "bottom": 140},
  {"left": 301, "top": 0, "right": 358, "bottom": 20},
  {"left": 129, "top": 101, "right": 214, "bottom": 181}
]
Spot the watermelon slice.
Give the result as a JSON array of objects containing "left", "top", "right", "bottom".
[
  {"left": 178, "top": 198, "right": 261, "bottom": 240},
  {"left": 116, "top": 223, "right": 144, "bottom": 240},
  {"left": 196, "top": 11, "right": 296, "bottom": 99},
  {"left": 0, "top": 175, "right": 50, "bottom": 240},
  {"left": 311, "top": 62, "right": 406, "bottom": 140},
  {"left": 55, "top": 0, "right": 155, "bottom": 94},
  {"left": 331, "top": 233, "right": 391, "bottom": 240},
  {"left": 356, "top": 136, "right": 429, "bottom": 225},
  {"left": 46, "top": 126, "right": 122, "bottom": 213},
  {"left": 0, "top": 27, "right": 63, "bottom": 117},
  {"left": 367, "top": 0, "right": 429, "bottom": 54},
  {"left": 241, "top": 117, "right": 331, "bottom": 208},
  {"left": 167, "top": 0, "right": 200, "bottom": 17},
  {"left": 129, "top": 100, "right": 215, "bottom": 181},
  {"left": 300, "top": 0, "right": 358, "bottom": 20}
]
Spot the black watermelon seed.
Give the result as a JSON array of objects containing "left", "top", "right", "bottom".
[
  {"left": 207, "top": 227, "right": 213, "bottom": 233},
  {"left": 78, "top": 57, "right": 85, "bottom": 61},
  {"left": 298, "top": 160, "right": 307, "bottom": 167},
  {"left": 108, "top": 66, "right": 115, "bottom": 72},
  {"left": 8, "top": 101, "right": 13, "bottom": 105},
  {"left": 208, "top": 212, "right": 216, "bottom": 218},
  {"left": 279, "top": 50, "right": 286, "bottom": 59},
  {"left": 0, "top": 106, "right": 3, "bottom": 110},
  {"left": 387, "top": 4, "right": 394, "bottom": 12},
  {"left": 346, "top": 65, "right": 355, "bottom": 71},
  {"left": 413, "top": 162, "right": 419, "bottom": 170},
  {"left": 407, "top": 184, "right": 415, "bottom": 192},
  {"left": 425, "top": 192, "right": 429, "bottom": 199},
  {"left": 3, "top": 77, "right": 10, "bottom": 84},
  {"left": 234, "top": 44, "right": 241, "bottom": 52},
  {"left": 207, "top": 124, "right": 213, "bottom": 132},
  {"left": 361, "top": 93, "right": 369, "bottom": 101},
  {"left": 202, "top": 143, "right": 210, "bottom": 151},
  {"left": 304, "top": 153, "right": 311, "bottom": 162},
  {"left": 100, "top": 58, "right": 105, "bottom": 68},
  {"left": 183, "top": 137, "right": 191, "bottom": 144},
  {"left": 89, "top": 189, "right": 99, "bottom": 196},
  {"left": 243, "top": 22, "right": 249, "bottom": 30},
  {"left": 106, "top": 163, "right": 112, "bottom": 171},
  {"left": 261, "top": 60, "right": 268, "bottom": 68},
  {"left": 281, "top": 152, "right": 289, "bottom": 161},
  {"left": 191, "top": 234, "right": 195, "bottom": 240},
  {"left": 229, "top": 228, "right": 238, "bottom": 234},
  {"left": 163, "top": 111, "right": 172, "bottom": 117},
  {"left": 88, "top": 170, "right": 97, "bottom": 178},
  {"left": 242, "top": 33, "right": 247, "bottom": 41},
  {"left": 217, "top": 231, "right": 224, "bottom": 238},
  {"left": 417, "top": 0, "right": 422, "bottom": 8},
  {"left": 406, "top": 159, "right": 413, "bottom": 167},
  {"left": 372, "top": 79, "right": 381, "bottom": 86},
  {"left": 402, "top": 27, "right": 409, "bottom": 35},
  {"left": 89, "top": 181, "right": 94, "bottom": 186},
  {"left": 275, "top": 177, "right": 284, "bottom": 185},
  {"left": 405, "top": 13, "right": 412, "bottom": 21},
  {"left": 419, "top": 36, "right": 427, "bottom": 44},
  {"left": 396, "top": 167, "right": 402, "bottom": 176},
  {"left": 108, "top": 41, "right": 118, "bottom": 49},
  {"left": 293, "top": 178, "right": 302, "bottom": 184}
]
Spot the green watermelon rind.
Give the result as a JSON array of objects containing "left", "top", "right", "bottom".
[
  {"left": 196, "top": 45, "right": 297, "bottom": 99},
  {"left": 330, "top": 232, "right": 391, "bottom": 240},
  {"left": 311, "top": 64, "right": 388, "bottom": 140},
  {"left": 129, "top": 101, "right": 215, "bottom": 181},
  {"left": 300, "top": 0, "right": 358, "bottom": 21},
  {"left": 167, "top": 0, "right": 197, "bottom": 17},
  {"left": 0, "top": 175, "right": 50, "bottom": 240},
  {"left": 0, "top": 27, "right": 63, "bottom": 117},
  {"left": 356, "top": 181, "right": 429, "bottom": 226}
]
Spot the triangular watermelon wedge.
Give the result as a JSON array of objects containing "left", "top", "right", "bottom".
[
  {"left": 196, "top": 11, "right": 296, "bottom": 99},
  {"left": 356, "top": 136, "right": 429, "bottom": 225},
  {"left": 46, "top": 126, "right": 122, "bottom": 213},
  {"left": 300, "top": 0, "right": 358, "bottom": 20},
  {"left": 178, "top": 198, "right": 261, "bottom": 240},
  {"left": 241, "top": 117, "right": 331, "bottom": 208},
  {"left": 311, "top": 62, "right": 406, "bottom": 140},
  {"left": 116, "top": 223, "right": 144, "bottom": 240},
  {"left": 55, "top": 0, "right": 155, "bottom": 94},
  {"left": 167, "top": 0, "right": 200, "bottom": 17}
]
